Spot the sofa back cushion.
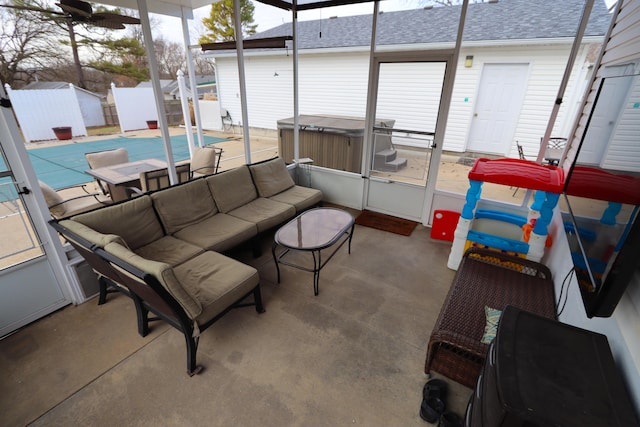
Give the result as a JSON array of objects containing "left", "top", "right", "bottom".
[
  {"left": 73, "top": 195, "right": 164, "bottom": 250},
  {"left": 249, "top": 157, "right": 295, "bottom": 198},
  {"left": 104, "top": 242, "right": 202, "bottom": 319},
  {"left": 151, "top": 179, "right": 217, "bottom": 235},
  {"left": 205, "top": 166, "right": 257, "bottom": 213},
  {"left": 58, "top": 219, "right": 127, "bottom": 248}
]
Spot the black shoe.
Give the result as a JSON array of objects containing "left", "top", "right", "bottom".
[
  {"left": 422, "top": 378, "right": 448, "bottom": 402},
  {"left": 420, "top": 379, "right": 448, "bottom": 423},
  {"left": 420, "top": 397, "right": 445, "bottom": 423},
  {"left": 438, "top": 411, "right": 463, "bottom": 427}
]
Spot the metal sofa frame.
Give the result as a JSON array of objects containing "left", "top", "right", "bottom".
[{"left": 49, "top": 220, "right": 265, "bottom": 376}]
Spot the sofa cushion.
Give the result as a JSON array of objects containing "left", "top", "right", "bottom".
[
  {"left": 151, "top": 179, "right": 217, "bottom": 235},
  {"left": 249, "top": 157, "right": 295, "bottom": 198},
  {"left": 134, "top": 236, "right": 204, "bottom": 267},
  {"left": 228, "top": 198, "right": 295, "bottom": 233},
  {"left": 104, "top": 242, "right": 202, "bottom": 319},
  {"left": 73, "top": 195, "right": 164, "bottom": 251},
  {"left": 269, "top": 185, "right": 323, "bottom": 213},
  {"left": 205, "top": 166, "right": 257, "bottom": 213},
  {"left": 173, "top": 213, "right": 257, "bottom": 252},
  {"left": 58, "top": 219, "right": 126, "bottom": 248},
  {"left": 175, "top": 251, "right": 259, "bottom": 326}
]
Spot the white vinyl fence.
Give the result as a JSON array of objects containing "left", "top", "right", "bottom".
[
  {"left": 110, "top": 84, "right": 158, "bottom": 132},
  {"left": 5, "top": 84, "right": 88, "bottom": 143}
]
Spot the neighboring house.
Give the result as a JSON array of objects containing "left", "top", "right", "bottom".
[
  {"left": 165, "top": 75, "right": 217, "bottom": 100},
  {"left": 207, "top": 0, "right": 611, "bottom": 158},
  {"left": 134, "top": 79, "right": 174, "bottom": 100},
  {"left": 6, "top": 81, "right": 105, "bottom": 141},
  {"left": 130, "top": 75, "right": 217, "bottom": 101}
]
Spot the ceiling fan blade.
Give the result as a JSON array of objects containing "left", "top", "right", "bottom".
[
  {"left": 56, "top": 0, "right": 92, "bottom": 18},
  {"left": 92, "top": 12, "right": 140, "bottom": 25},
  {"left": 88, "top": 17, "right": 124, "bottom": 29}
]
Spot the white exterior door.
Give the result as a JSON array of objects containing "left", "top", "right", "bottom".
[
  {"left": 364, "top": 51, "right": 454, "bottom": 223},
  {"left": 0, "top": 86, "right": 72, "bottom": 338},
  {"left": 467, "top": 63, "right": 529, "bottom": 155}
]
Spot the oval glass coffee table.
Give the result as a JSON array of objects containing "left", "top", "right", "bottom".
[{"left": 272, "top": 207, "right": 355, "bottom": 296}]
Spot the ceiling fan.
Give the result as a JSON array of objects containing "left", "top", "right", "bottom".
[{"left": 1, "top": 0, "right": 140, "bottom": 29}]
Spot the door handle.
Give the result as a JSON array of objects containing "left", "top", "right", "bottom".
[
  {"left": 370, "top": 177, "right": 392, "bottom": 183},
  {"left": 18, "top": 186, "right": 31, "bottom": 195}
]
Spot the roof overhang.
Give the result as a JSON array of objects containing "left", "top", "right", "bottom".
[
  {"left": 201, "top": 36, "right": 293, "bottom": 51},
  {"left": 92, "top": 0, "right": 214, "bottom": 18},
  {"left": 255, "top": 0, "right": 379, "bottom": 12},
  {"left": 206, "top": 35, "right": 606, "bottom": 59},
  {"left": 95, "top": 0, "right": 380, "bottom": 17}
]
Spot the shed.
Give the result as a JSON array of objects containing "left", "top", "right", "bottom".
[
  {"left": 6, "top": 82, "right": 105, "bottom": 142},
  {"left": 207, "top": 0, "right": 611, "bottom": 158}
]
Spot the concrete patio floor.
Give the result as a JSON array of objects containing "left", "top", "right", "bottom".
[{"left": 0, "top": 212, "right": 473, "bottom": 426}]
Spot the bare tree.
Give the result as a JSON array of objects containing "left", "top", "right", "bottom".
[
  {"left": 193, "top": 50, "right": 215, "bottom": 76},
  {"left": 0, "top": 2, "right": 64, "bottom": 88},
  {"left": 154, "top": 37, "right": 186, "bottom": 79},
  {"left": 1, "top": 1, "right": 145, "bottom": 91}
]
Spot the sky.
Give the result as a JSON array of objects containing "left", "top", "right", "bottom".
[
  {"left": 155, "top": 0, "right": 617, "bottom": 45},
  {"left": 155, "top": 0, "right": 421, "bottom": 44}
]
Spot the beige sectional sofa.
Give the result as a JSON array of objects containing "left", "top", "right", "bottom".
[{"left": 50, "top": 157, "right": 322, "bottom": 375}]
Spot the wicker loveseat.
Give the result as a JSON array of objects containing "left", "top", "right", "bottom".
[
  {"left": 424, "top": 248, "right": 557, "bottom": 388},
  {"left": 49, "top": 157, "right": 322, "bottom": 375}
]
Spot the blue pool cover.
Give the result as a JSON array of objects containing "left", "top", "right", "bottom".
[{"left": 27, "top": 134, "right": 226, "bottom": 189}]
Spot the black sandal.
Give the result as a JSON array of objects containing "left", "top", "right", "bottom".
[
  {"left": 420, "top": 379, "right": 448, "bottom": 423},
  {"left": 422, "top": 378, "right": 448, "bottom": 402},
  {"left": 438, "top": 411, "right": 463, "bottom": 427},
  {"left": 420, "top": 397, "right": 445, "bottom": 423}
]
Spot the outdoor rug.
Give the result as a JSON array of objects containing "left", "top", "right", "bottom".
[
  {"left": 28, "top": 134, "right": 226, "bottom": 190},
  {"left": 354, "top": 210, "right": 418, "bottom": 236}
]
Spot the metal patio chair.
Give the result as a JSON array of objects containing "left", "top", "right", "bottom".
[
  {"left": 85, "top": 148, "right": 129, "bottom": 196},
  {"left": 38, "top": 180, "right": 111, "bottom": 219},
  {"left": 190, "top": 146, "right": 223, "bottom": 178}
]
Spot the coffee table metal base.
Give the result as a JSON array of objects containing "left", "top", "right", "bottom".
[{"left": 271, "top": 208, "right": 355, "bottom": 296}]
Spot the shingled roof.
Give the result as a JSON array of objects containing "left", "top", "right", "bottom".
[{"left": 249, "top": 0, "right": 611, "bottom": 50}]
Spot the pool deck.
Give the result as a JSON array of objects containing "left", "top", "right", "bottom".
[{"left": 26, "top": 127, "right": 280, "bottom": 190}]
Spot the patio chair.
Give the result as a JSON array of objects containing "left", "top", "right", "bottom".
[
  {"left": 190, "top": 146, "right": 223, "bottom": 178},
  {"left": 85, "top": 148, "right": 129, "bottom": 195},
  {"left": 38, "top": 181, "right": 111, "bottom": 219},
  {"left": 544, "top": 137, "right": 567, "bottom": 166},
  {"left": 128, "top": 163, "right": 192, "bottom": 195},
  {"left": 221, "top": 108, "right": 233, "bottom": 132},
  {"left": 512, "top": 142, "right": 534, "bottom": 197}
]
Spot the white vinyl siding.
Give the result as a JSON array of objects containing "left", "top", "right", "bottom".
[
  {"left": 215, "top": 42, "right": 590, "bottom": 156},
  {"left": 216, "top": 53, "right": 370, "bottom": 130},
  {"left": 560, "top": 0, "right": 640, "bottom": 412},
  {"left": 447, "top": 44, "right": 589, "bottom": 157},
  {"left": 568, "top": 1, "right": 640, "bottom": 168},
  {"left": 601, "top": 75, "right": 640, "bottom": 171}
]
